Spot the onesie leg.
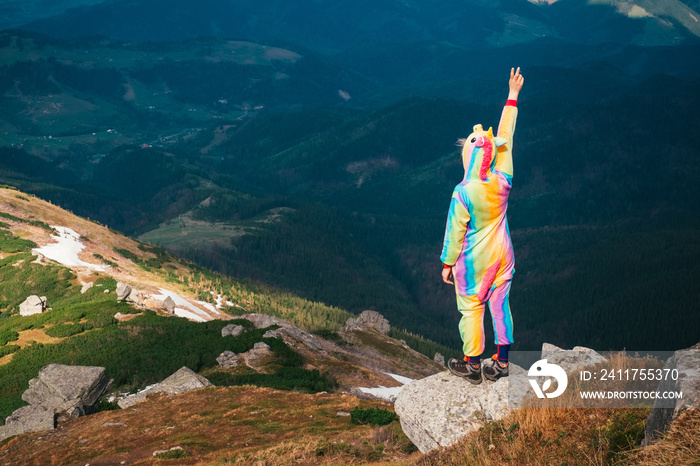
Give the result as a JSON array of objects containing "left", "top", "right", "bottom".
[
  {"left": 488, "top": 279, "right": 514, "bottom": 346},
  {"left": 456, "top": 294, "right": 486, "bottom": 357}
]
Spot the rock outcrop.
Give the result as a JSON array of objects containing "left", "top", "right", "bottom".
[
  {"left": 434, "top": 352, "right": 445, "bottom": 366},
  {"left": 643, "top": 342, "right": 700, "bottom": 446},
  {"left": 19, "top": 295, "right": 47, "bottom": 316},
  {"left": 541, "top": 343, "right": 607, "bottom": 373},
  {"left": 0, "top": 364, "right": 112, "bottom": 441},
  {"left": 162, "top": 296, "right": 176, "bottom": 314},
  {"left": 395, "top": 365, "right": 529, "bottom": 453},
  {"left": 216, "top": 351, "right": 241, "bottom": 368},
  {"left": 115, "top": 282, "right": 132, "bottom": 301},
  {"left": 239, "top": 314, "right": 284, "bottom": 329},
  {"left": 238, "top": 314, "right": 324, "bottom": 351},
  {"left": 0, "top": 405, "right": 55, "bottom": 441},
  {"left": 221, "top": 324, "right": 245, "bottom": 338},
  {"left": 126, "top": 288, "right": 146, "bottom": 306},
  {"left": 395, "top": 342, "right": 611, "bottom": 453},
  {"left": 117, "top": 367, "right": 212, "bottom": 409},
  {"left": 240, "top": 343, "right": 273, "bottom": 369},
  {"left": 21, "top": 364, "right": 111, "bottom": 410},
  {"left": 340, "top": 310, "right": 390, "bottom": 335}
]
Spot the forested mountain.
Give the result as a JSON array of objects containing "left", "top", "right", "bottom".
[
  {"left": 0, "top": 0, "right": 104, "bottom": 31},
  {"left": 1, "top": 0, "right": 699, "bottom": 356},
  {"left": 19, "top": 0, "right": 700, "bottom": 48},
  {"left": 2, "top": 38, "right": 699, "bottom": 352}
]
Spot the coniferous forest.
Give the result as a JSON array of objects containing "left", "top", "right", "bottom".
[{"left": 1, "top": 26, "right": 699, "bottom": 356}]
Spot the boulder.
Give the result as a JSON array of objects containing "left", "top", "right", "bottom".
[
  {"left": 162, "top": 296, "right": 176, "bottom": 314},
  {"left": 0, "top": 405, "right": 55, "bottom": 441},
  {"left": 22, "top": 364, "right": 111, "bottom": 411},
  {"left": 118, "top": 367, "right": 212, "bottom": 409},
  {"left": 115, "top": 282, "right": 132, "bottom": 301},
  {"left": 263, "top": 329, "right": 281, "bottom": 338},
  {"left": 541, "top": 343, "right": 607, "bottom": 374},
  {"left": 434, "top": 352, "right": 445, "bottom": 366},
  {"left": 395, "top": 365, "right": 529, "bottom": 454},
  {"left": 216, "top": 351, "right": 241, "bottom": 369},
  {"left": 126, "top": 288, "right": 145, "bottom": 305},
  {"left": 643, "top": 343, "right": 700, "bottom": 445},
  {"left": 240, "top": 344, "right": 273, "bottom": 369},
  {"left": 341, "top": 310, "right": 390, "bottom": 334},
  {"left": 221, "top": 324, "right": 245, "bottom": 338},
  {"left": 0, "top": 364, "right": 112, "bottom": 442},
  {"left": 19, "top": 295, "right": 47, "bottom": 316}
]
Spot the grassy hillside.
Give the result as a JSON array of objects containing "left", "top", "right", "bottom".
[
  {"left": 0, "top": 386, "right": 420, "bottom": 465},
  {"left": 0, "top": 187, "right": 451, "bottom": 425}
]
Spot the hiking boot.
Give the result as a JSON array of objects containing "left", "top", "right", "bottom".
[
  {"left": 447, "top": 358, "right": 482, "bottom": 384},
  {"left": 483, "top": 356, "right": 509, "bottom": 381}
]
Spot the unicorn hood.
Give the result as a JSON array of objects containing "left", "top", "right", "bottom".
[{"left": 461, "top": 124, "right": 507, "bottom": 181}]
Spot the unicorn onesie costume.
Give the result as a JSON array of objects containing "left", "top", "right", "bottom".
[{"left": 441, "top": 95, "right": 519, "bottom": 382}]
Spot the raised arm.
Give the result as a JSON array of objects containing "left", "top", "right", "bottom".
[{"left": 494, "top": 67, "right": 524, "bottom": 179}]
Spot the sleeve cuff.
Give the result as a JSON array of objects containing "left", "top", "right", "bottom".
[
  {"left": 506, "top": 99, "right": 517, "bottom": 107},
  {"left": 443, "top": 263, "right": 452, "bottom": 269}
]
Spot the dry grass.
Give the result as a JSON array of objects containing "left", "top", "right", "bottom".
[
  {"left": 0, "top": 328, "right": 64, "bottom": 366},
  {"left": 625, "top": 408, "right": 700, "bottom": 465},
  {"left": 415, "top": 407, "right": 648, "bottom": 466},
  {"left": 0, "top": 386, "right": 420, "bottom": 465}
]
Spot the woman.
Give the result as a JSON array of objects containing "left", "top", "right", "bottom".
[{"left": 441, "top": 67, "right": 524, "bottom": 384}]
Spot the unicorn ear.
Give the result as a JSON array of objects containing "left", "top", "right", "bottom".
[{"left": 494, "top": 137, "right": 507, "bottom": 147}]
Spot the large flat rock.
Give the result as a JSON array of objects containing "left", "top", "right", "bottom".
[
  {"left": 22, "top": 364, "right": 111, "bottom": 410},
  {"left": 118, "top": 367, "right": 212, "bottom": 409},
  {"left": 394, "top": 364, "right": 528, "bottom": 453},
  {"left": 0, "top": 405, "right": 55, "bottom": 442}
]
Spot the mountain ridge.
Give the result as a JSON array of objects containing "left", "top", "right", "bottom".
[{"left": 16, "top": 0, "right": 700, "bottom": 50}]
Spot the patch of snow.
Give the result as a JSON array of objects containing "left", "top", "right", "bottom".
[
  {"left": 387, "top": 373, "right": 415, "bottom": 385},
  {"left": 356, "top": 386, "right": 404, "bottom": 402},
  {"left": 196, "top": 299, "right": 221, "bottom": 315},
  {"left": 356, "top": 373, "right": 415, "bottom": 402},
  {"left": 173, "top": 308, "right": 207, "bottom": 322},
  {"left": 114, "top": 383, "right": 158, "bottom": 404},
  {"left": 32, "top": 226, "right": 105, "bottom": 271},
  {"left": 152, "top": 288, "right": 211, "bottom": 319}
]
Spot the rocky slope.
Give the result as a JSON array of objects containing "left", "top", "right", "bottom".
[{"left": 0, "top": 186, "right": 443, "bottom": 463}]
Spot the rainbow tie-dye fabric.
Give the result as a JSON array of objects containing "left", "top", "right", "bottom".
[{"left": 441, "top": 103, "right": 517, "bottom": 356}]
